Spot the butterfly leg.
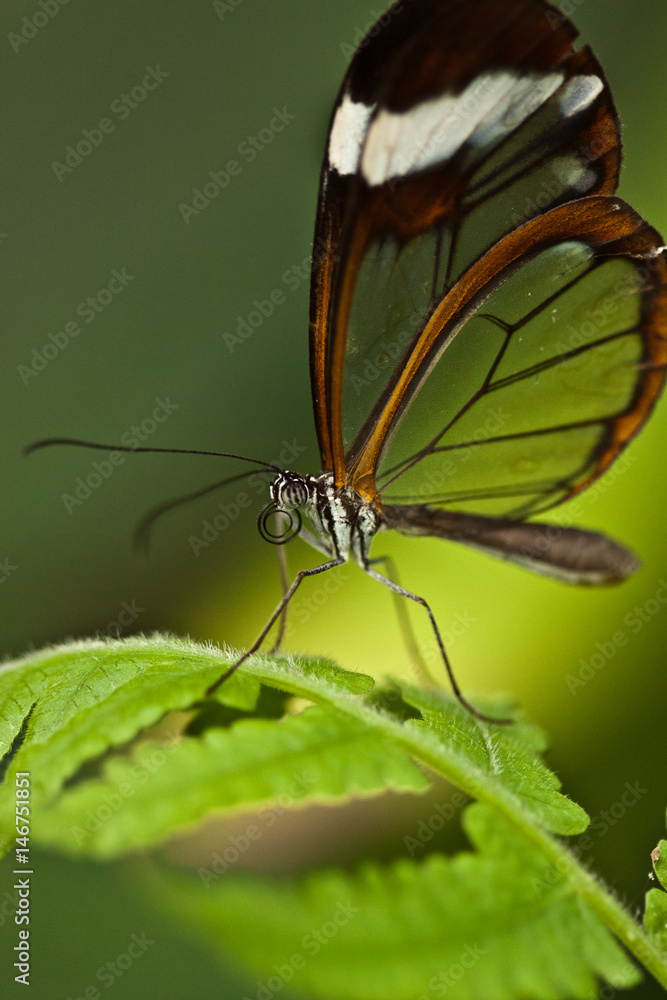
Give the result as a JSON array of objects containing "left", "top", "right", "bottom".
[
  {"left": 367, "top": 554, "right": 438, "bottom": 689},
  {"left": 361, "top": 557, "right": 512, "bottom": 725},
  {"left": 205, "top": 556, "right": 345, "bottom": 697},
  {"left": 269, "top": 519, "right": 291, "bottom": 655}
]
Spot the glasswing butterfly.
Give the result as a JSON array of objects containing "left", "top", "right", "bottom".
[{"left": 27, "top": 0, "right": 667, "bottom": 722}]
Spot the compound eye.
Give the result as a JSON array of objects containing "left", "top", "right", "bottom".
[
  {"left": 257, "top": 501, "right": 302, "bottom": 545},
  {"left": 276, "top": 475, "right": 309, "bottom": 508},
  {"left": 285, "top": 480, "right": 308, "bottom": 507}
]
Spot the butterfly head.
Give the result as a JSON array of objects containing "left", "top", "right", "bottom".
[
  {"left": 258, "top": 472, "right": 316, "bottom": 545},
  {"left": 270, "top": 471, "right": 312, "bottom": 509}
]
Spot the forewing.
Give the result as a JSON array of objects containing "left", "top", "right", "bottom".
[{"left": 309, "top": 0, "right": 621, "bottom": 481}]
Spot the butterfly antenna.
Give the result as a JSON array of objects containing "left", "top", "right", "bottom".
[
  {"left": 23, "top": 436, "right": 283, "bottom": 471},
  {"left": 134, "top": 470, "right": 264, "bottom": 552}
]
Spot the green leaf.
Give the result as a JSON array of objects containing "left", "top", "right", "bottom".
[
  {"left": 208, "top": 668, "right": 261, "bottom": 711},
  {"left": 398, "top": 685, "right": 588, "bottom": 836},
  {"left": 0, "top": 637, "right": 580, "bottom": 853},
  {"left": 31, "top": 705, "right": 427, "bottom": 857},
  {"left": 645, "top": 889, "right": 667, "bottom": 954},
  {"left": 654, "top": 838, "right": 667, "bottom": 890},
  {"left": 645, "top": 838, "right": 667, "bottom": 952},
  {"left": 0, "top": 637, "right": 238, "bottom": 801},
  {"left": 0, "top": 636, "right": 373, "bottom": 826},
  {"left": 1, "top": 635, "right": 666, "bottom": 991},
  {"left": 158, "top": 803, "right": 639, "bottom": 1000}
]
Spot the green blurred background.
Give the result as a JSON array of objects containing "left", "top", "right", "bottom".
[{"left": 2, "top": 0, "right": 667, "bottom": 996}]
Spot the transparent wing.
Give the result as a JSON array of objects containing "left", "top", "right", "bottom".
[{"left": 309, "top": 0, "right": 621, "bottom": 481}]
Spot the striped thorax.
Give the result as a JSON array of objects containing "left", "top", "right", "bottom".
[{"left": 269, "top": 471, "right": 380, "bottom": 563}]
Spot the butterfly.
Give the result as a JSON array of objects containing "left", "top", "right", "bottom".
[{"left": 28, "top": 0, "right": 667, "bottom": 722}]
